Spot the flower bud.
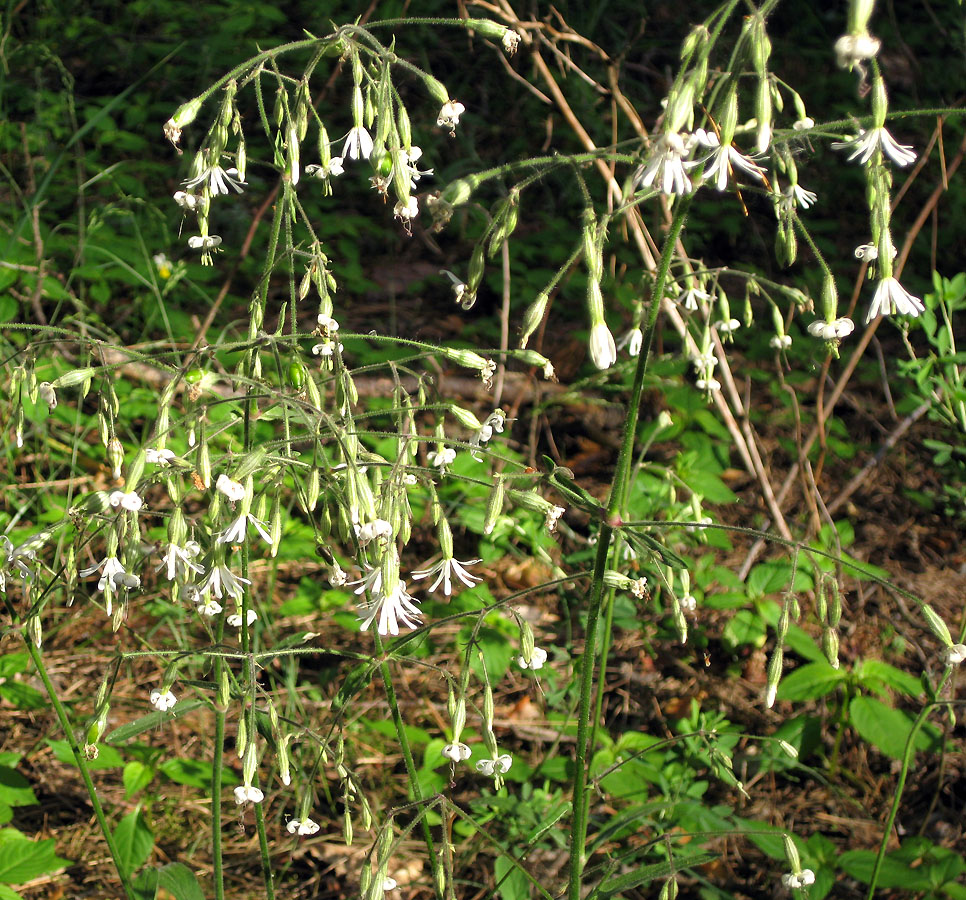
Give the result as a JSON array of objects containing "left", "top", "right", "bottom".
[{"left": 519, "top": 292, "right": 548, "bottom": 349}]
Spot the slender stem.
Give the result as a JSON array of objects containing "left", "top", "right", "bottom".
[
  {"left": 567, "top": 198, "right": 690, "bottom": 900},
  {"left": 211, "top": 686, "right": 226, "bottom": 900},
  {"left": 23, "top": 636, "right": 137, "bottom": 900},
  {"left": 374, "top": 634, "right": 442, "bottom": 898}
]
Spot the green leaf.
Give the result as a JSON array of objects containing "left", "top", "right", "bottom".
[
  {"left": 113, "top": 811, "right": 154, "bottom": 879},
  {"left": 131, "top": 866, "right": 159, "bottom": 900},
  {"left": 597, "top": 852, "right": 718, "bottom": 896},
  {"left": 776, "top": 661, "right": 846, "bottom": 702},
  {"left": 854, "top": 659, "right": 923, "bottom": 698},
  {"left": 838, "top": 849, "right": 931, "bottom": 889},
  {"left": 159, "top": 758, "right": 236, "bottom": 789},
  {"left": 0, "top": 767, "right": 37, "bottom": 808},
  {"left": 46, "top": 739, "right": 124, "bottom": 770},
  {"left": 721, "top": 609, "right": 766, "bottom": 650},
  {"left": 0, "top": 834, "right": 70, "bottom": 884},
  {"left": 123, "top": 762, "right": 155, "bottom": 799},
  {"left": 0, "top": 884, "right": 22, "bottom": 899},
  {"left": 848, "top": 697, "right": 939, "bottom": 759},
  {"left": 0, "top": 803, "right": 11, "bottom": 826},
  {"left": 158, "top": 862, "right": 205, "bottom": 900},
  {"left": 494, "top": 855, "right": 530, "bottom": 900},
  {"left": 105, "top": 698, "right": 210, "bottom": 745}
]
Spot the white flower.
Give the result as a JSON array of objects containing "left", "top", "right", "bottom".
[
  {"left": 145, "top": 448, "right": 176, "bottom": 465},
  {"left": 832, "top": 128, "right": 916, "bottom": 167},
  {"left": 198, "top": 599, "right": 223, "bottom": 617},
  {"left": 440, "top": 269, "right": 470, "bottom": 307},
  {"left": 399, "top": 146, "right": 433, "bottom": 190},
  {"left": 502, "top": 30, "right": 521, "bottom": 54},
  {"left": 149, "top": 689, "right": 177, "bottom": 712},
  {"left": 216, "top": 474, "right": 245, "bottom": 502},
  {"left": 808, "top": 317, "right": 855, "bottom": 340},
  {"left": 693, "top": 128, "right": 765, "bottom": 192},
  {"left": 946, "top": 644, "right": 966, "bottom": 666},
  {"left": 854, "top": 243, "right": 878, "bottom": 261},
  {"left": 342, "top": 126, "right": 373, "bottom": 161},
  {"left": 430, "top": 447, "right": 456, "bottom": 468},
  {"left": 412, "top": 557, "right": 482, "bottom": 595},
  {"left": 286, "top": 817, "right": 320, "bottom": 835},
  {"left": 306, "top": 158, "right": 345, "bottom": 179},
  {"left": 866, "top": 277, "right": 924, "bottom": 323},
  {"left": 834, "top": 32, "right": 880, "bottom": 67},
  {"left": 680, "top": 594, "right": 697, "bottom": 612},
  {"left": 173, "top": 190, "right": 199, "bottom": 209},
  {"left": 311, "top": 338, "right": 343, "bottom": 357},
  {"left": 442, "top": 742, "right": 472, "bottom": 762},
  {"left": 589, "top": 322, "right": 618, "bottom": 370},
  {"left": 187, "top": 235, "right": 222, "bottom": 251},
  {"left": 356, "top": 519, "right": 393, "bottom": 546},
  {"left": 80, "top": 556, "right": 127, "bottom": 592},
  {"left": 197, "top": 564, "right": 251, "bottom": 601},
  {"left": 517, "top": 646, "right": 548, "bottom": 670},
  {"left": 233, "top": 784, "right": 264, "bottom": 805},
  {"left": 679, "top": 286, "right": 709, "bottom": 311},
  {"left": 628, "top": 577, "right": 648, "bottom": 599},
  {"left": 184, "top": 164, "right": 246, "bottom": 196},
  {"left": 691, "top": 349, "right": 718, "bottom": 371},
  {"left": 770, "top": 334, "right": 792, "bottom": 350},
  {"left": 394, "top": 196, "right": 419, "bottom": 221},
  {"left": 317, "top": 313, "right": 340, "bottom": 332},
  {"left": 546, "top": 505, "right": 565, "bottom": 532},
  {"left": 784, "top": 184, "right": 817, "bottom": 210},
  {"left": 227, "top": 609, "right": 258, "bottom": 627},
  {"left": 155, "top": 542, "right": 203, "bottom": 581},
  {"left": 437, "top": 101, "right": 465, "bottom": 133},
  {"left": 696, "top": 377, "right": 721, "bottom": 393},
  {"left": 358, "top": 578, "right": 422, "bottom": 636},
  {"left": 217, "top": 512, "right": 274, "bottom": 547},
  {"left": 634, "top": 131, "right": 696, "bottom": 196},
  {"left": 476, "top": 754, "right": 512, "bottom": 776},
  {"left": 716, "top": 318, "right": 741, "bottom": 334},
  {"left": 108, "top": 490, "right": 143, "bottom": 512},
  {"left": 328, "top": 563, "right": 347, "bottom": 587},
  {"left": 793, "top": 118, "right": 815, "bottom": 131},
  {"left": 382, "top": 878, "right": 398, "bottom": 891},
  {"left": 782, "top": 869, "right": 815, "bottom": 891}
]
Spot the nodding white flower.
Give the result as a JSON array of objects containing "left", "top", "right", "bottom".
[
  {"left": 437, "top": 100, "right": 465, "bottom": 133},
  {"left": 628, "top": 577, "right": 648, "bottom": 599},
  {"left": 215, "top": 474, "right": 245, "bottom": 502},
  {"left": 782, "top": 869, "right": 815, "bottom": 891},
  {"left": 198, "top": 599, "right": 223, "bottom": 617},
  {"left": 694, "top": 128, "right": 765, "bottom": 192},
  {"left": 286, "top": 817, "right": 320, "bottom": 836},
  {"left": 394, "top": 196, "right": 419, "bottom": 221},
  {"left": 382, "top": 878, "right": 398, "bottom": 891},
  {"left": 517, "top": 646, "right": 548, "bottom": 670},
  {"left": 783, "top": 184, "right": 817, "bottom": 210},
  {"left": 808, "top": 318, "right": 855, "bottom": 340},
  {"left": 412, "top": 556, "right": 482, "bottom": 595},
  {"left": 589, "top": 322, "right": 618, "bottom": 370},
  {"left": 184, "top": 164, "right": 246, "bottom": 196},
  {"left": 149, "top": 689, "right": 177, "bottom": 712},
  {"left": 430, "top": 447, "right": 456, "bottom": 468},
  {"left": 832, "top": 128, "right": 916, "bottom": 167},
  {"left": 793, "top": 118, "right": 815, "bottom": 131},
  {"left": 502, "top": 29, "right": 521, "bottom": 54},
  {"left": 306, "top": 157, "right": 345, "bottom": 179},
  {"left": 946, "top": 644, "right": 966, "bottom": 666},
  {"left": 173, "top": 190, "right": 199, "bottom": 209},
  {"left": 227, "top": 608, "right": 258, "bottom": 627},
  {"left": 617, "top": 327, "right": 643, "bottom": 357},
  {"left": 696, "top": 377, "right": 721, "bottom": 393},
  {"left": 834, "top": 32, "right": 881, "bottom": 68},
  {"left": 155, "top": 541, "right": 204, "bottom": 582},
  {"left": 358, "top": 578, "right": 422, "bottom": 636},
  {"left": 691, "top": 349, "right": 718, "bottom": 372},
  {"left": 866, "top": 277, "right": 924, "bottom": 323},
  {"left": 311, "top": 338, "right": 343, "bottom": 357},
  {"left": 546, "top": 505, "right": 565, "bottom": 532},
  {"left": 854, "top": 243, "right": 878, "bottom": 261},
  {"left": 38, "top": 382, "right": 57, "bottom": 408},
  {"left": 108, "top": 490, "right": 143, "bottom": 512},
  {"left": 145, "top": 447, "right": 176, "bottom": 465},
  {"left": 356, "top": 519, "right": 393, "bottom": 546},
  {"left": 770, "top": 334, "right": 793, "bottom": 350},
  {"left": 80, "top": 556, "right": 127, "bottom": 592},
  {"left": 328, "top": 563, "right": 347, "bottom": 587},
  {"left": 440, "top": 269, "right": 470, "bottom": 307},
  {"left": 342, "top": 126, "right": 373, "bottom": 161},
  {"left": 217, "top": 512, "right": 274, "bottom": 548},
  {"left": 399, "top": 146, "right": 433, "bottom": 190},
  {"left": 680, "top": 593, "right": 697, "bottom": 612},
  {"left": 442, "top": 741, "right": 472, "bottom": 762},
  {"left": 233, "top": 784, "right": 264, "bottom": 805},
  {"left": 317, "top": 313, "right": 340, "bottom": 332},
  {"left": 187, "top": 234, "right": 222, "bottom": 251},
  {"left": 197, "top": 564, "right": 251, "bottom": 601},
  {"left": 471, "top": 409, "right": 506, "bottom": 459},
  {"left": 680, "top": 286, "right": 710, "bottom": 311},
  {"left": 634, "top": 131, "right": 696, "bottom": 196},
  {"left": 716, "top": 318, "right": 741, "bottom": 334},
  {"left": 1, "top": 537, "right": 36, "bottom": 589},
  {"left": 476, "top": 754, "right": 512, "bottom": 776}
]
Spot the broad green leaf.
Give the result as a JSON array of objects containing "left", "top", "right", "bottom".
[
  {"left": 47, "top": 740, "right": 124, "bottom": 770},
  {"left": 722, "top": 609, "right": 766, "bottom": 650},
  {"left": 838, "top": 849, "right": 931, "bottom": 889},
  {"left": 158, "top": 862, "right": 205, "bottom": 900},
  {"left": 159, "top": 758, "right": 237, "bottom": 789},
  {"left": 494, "top": 855, "right": 530, "bottom": 900},
  {"left": 776, "top": 661, "right": 846, "bottom": 702},
  {"left": 0, "top": 803, "right": 11, "bottom": 826},
  {"left": 854, "top": 659, "right": 923, "bottom": 698},
  {"left": 0, "top": 767, "right": 37, "bottom": 808},
  {"left": 0, "top": 836, "right": 70, "bottom": 884},
  {"left": 848, "top": 697, "right": 939, "bottom": 759},
  {"left": 0, "top": 884, "right": 22, "bottom": 899},
  {"left": 105, "top": 698, "right": 210, "bottom": 745},
  {"left": 123, "top": 762, "right": 155, "bottom": 799},
  {"left": 597, "top": 852, "right": 718, "bottom": 896},
  {"left": 113, "top": 811, "right": 154, "bottom": 879}
]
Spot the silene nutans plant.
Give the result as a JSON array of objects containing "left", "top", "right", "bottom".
[{"left": 2, "top": 2, "right": 965, "bottom": 899}]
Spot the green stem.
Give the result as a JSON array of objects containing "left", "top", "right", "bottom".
[
  {"left": 374, "top": 634, "right": 442, "bottom": 898},
  {"left": 211, "top": 690, "right": 226, "bottom": 900},
  {"left": 567, "top": 199, "right": 690, "bottom": 900},
  {"left": 23, "top": 635, "right": 137, "bottom": 900}
]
